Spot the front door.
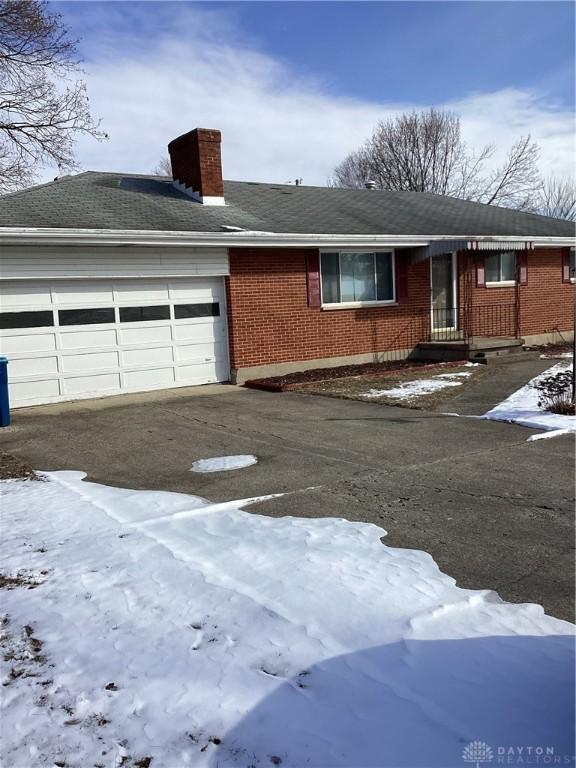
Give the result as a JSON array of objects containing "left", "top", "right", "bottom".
[{"left": 431, "top": 253, "right": 457, "bottom": 331}]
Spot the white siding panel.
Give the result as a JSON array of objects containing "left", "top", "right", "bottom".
[{"left": 0, "top": 246, "right": 229, "bottom": 280}]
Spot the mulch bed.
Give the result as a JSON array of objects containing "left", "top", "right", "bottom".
[
  {"left": 245, "top": 359, "right": 471, "bottom": 392},
  {"left": 525, "top": 341, "right": 573, "bottom": 357},
  {"left": 294, "top": 363, "right": 486, "bottom": 411},
  {"left": 0, "top": 452, "right": 38, "bottom": 481}
]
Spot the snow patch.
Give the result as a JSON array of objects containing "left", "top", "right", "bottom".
[
  {"left": 0, "top": 472, "right": 573, "bottom": 767},
  {"left": 190, "top": 454, "right": 258, "bottom": 473},
  {"left": 436, "top": 371, "right": 473, "bottom": 379},
  {"left": 365, "top": 377, "right": 463, "bottom": 400},
  {"left": 483, "top": 363, "right": 576, "bottom": 436},
  {"left": 527, "top": 428, "right": 574, "bottom": 442}
]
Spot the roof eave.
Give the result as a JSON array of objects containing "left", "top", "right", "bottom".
[{"left": 0, "top": 227, "right": 573, "bottom": 248}]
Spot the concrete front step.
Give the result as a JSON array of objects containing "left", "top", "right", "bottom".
[{"left": 414, "top": 337, "right": 525, "bottom": 363}]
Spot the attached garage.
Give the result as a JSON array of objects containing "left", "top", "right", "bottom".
[{"left": 0, "top": 246, "right": 231, "bottom": 408}]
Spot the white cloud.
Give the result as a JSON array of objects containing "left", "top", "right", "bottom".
[{"left": 54, "top": 6, "right": 575, "bottom": 186}]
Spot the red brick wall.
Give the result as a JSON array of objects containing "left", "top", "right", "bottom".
[
  {"left": 226, "top": 248, "right": 430, "bottom": 370},
  {"left": 226, "top": 247, "right": 574, "bottom": 371},
  {"left": 460, "top": 247, "right": 574, "bottom": 337}
]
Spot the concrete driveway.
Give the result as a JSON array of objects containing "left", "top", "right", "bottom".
[{"left": 2, "top": 365, "right": 574, "bottom": 621}]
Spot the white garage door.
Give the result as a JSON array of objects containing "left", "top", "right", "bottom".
[{"left": 0, "top": 278, "right": 230, "bottom": 407}]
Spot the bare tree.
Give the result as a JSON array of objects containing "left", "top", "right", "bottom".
[
  {"left": 0, "top": 0, "right": 106, "bottom": 193},
  {"left": 154, "top": 155, "right": 172, "bottom": 176},
  {"left": 330, "top": 109, "right": 541, "bottom": 210},
  {"left": 479, "top": 135, "right": 541, "bottom": 209},
  {"left": 534, "top": 176, "right": 576, "bottom": 221}
]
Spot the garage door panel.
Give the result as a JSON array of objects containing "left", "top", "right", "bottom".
[
  {"left": 1, "top": 276, "right": 229, "bottom": 406},
  {"left": 169, "top": 279, "right": 223, "bottom": 299},
  {"left": 123, "top": 367, "right": 175, "bottom": 389},
  {"left": 173, "top": 323, "right": 225, "bottom": 342},
  {"left": 11, "top": 378, "right": 61, "bottom": 403},
  {"left": 115, "top": 282, "right": 170, "bottom": 301},
  {"left": 176, "top": 360, "right": 229, "bottom": 383},
  {"left": 63, "top": 372, "right": 121, "bottom": 395},
  {"left": 0, "top": 332, "right": 57, "bottom": 354},
  {"left": 59, "top": 329, "right": 118, "bottom": 350},
  {"left": 10, "top": 356, "right": 59, "bottom": 377},
  {"left": 175, "top": 340, "right": 226, "bottom": 363},
  {"left": 51, "top": 282, "right": 114, "bottom": 304},
  {"left": 122, "top": 346, "right": 173, "bottom": 367},
  {"left": 118, "top": 325, "right": 172, "bottom": 345},
  {"left": 1, "top": 282, "right": 53, "bottom": 309},
  {"left": 60, "top": 351, "right": 120, "bottom": 373}
]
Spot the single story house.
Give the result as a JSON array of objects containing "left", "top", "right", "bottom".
[{"left": 0, "top": 127, "right": 574, "bottom": 408}]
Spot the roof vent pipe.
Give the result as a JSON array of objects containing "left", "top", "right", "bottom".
[{"left": 364, "top": 180, "right": 377, "bottom": 190}]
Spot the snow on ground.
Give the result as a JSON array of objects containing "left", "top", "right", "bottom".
[
  {"left": 190, "top": 455, "right": 258, "bottom": 473},
  {"left": 0, "top": 473, "right": 574, "bottom": 768},
  {"left": 363, "top": 364, "right": 480, "bottom": 401},
  {"left": 365, "top": 372, "right": 468, "bottom": 400},
  {"left": 483, "top": 362, "right": 576, "bottom": 439}
]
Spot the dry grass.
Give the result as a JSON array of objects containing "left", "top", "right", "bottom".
[
  {"left": 0, "top": 452, "right": 38, "bottom": 481},
  {"left": 297, "top": 364, "right": 485, "bottom": 410}
]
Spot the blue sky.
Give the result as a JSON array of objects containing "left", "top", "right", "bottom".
[
  {"left": 50, "top": 1, "right": 575, "bottom": 184},
  {"left": 221, "top": 1, "right": 575, "bottom": 108}
]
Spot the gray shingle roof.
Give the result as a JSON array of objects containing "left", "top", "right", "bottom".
[{"left": 0, "top": 171, "right": 574, "bottom": 238}]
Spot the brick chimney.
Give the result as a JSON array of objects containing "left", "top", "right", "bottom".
[{"left": 168, "top": 128, "right": 225, "bottom": 205}]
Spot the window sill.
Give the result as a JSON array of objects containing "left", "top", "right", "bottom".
[
  {"left": 321, "top": 300, "right": 397, "bottom": 310},
  {"left": 485, "top": 281, "right": 516, "bottom": 288}
]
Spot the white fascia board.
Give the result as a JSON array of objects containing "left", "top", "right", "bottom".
[
  {"left": 0, "top": 228, "right": 429, "bottom": 248},
  {"left": 0, "top": 228, "right": 573, "bottom": 248}
]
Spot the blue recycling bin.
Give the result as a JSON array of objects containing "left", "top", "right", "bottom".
[{"left": 0, "top": 357, "right": 9, "bottom": 427}]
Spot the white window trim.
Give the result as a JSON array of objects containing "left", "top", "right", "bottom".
[
  {"left": 319, "top": 250, "right": 396, "bottom": 308},
  {"left": 570, "top": 248, "right": 575, "bottom": 283},
  {"left": 485, "top": 251, "right": 517, "bottom": 286}
]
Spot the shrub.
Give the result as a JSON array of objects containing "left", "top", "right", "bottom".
[{"left": 533, "top": 370, "right": 575, "bottom": 415}]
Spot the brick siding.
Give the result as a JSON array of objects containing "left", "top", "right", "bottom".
[
  {"left": 465, "top": 247, "right": 574, "bottom": 337},
  {"left": 226, "top": 247, "right": 575, "bottom": 370}
]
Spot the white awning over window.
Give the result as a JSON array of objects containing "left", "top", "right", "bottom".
[{"left": 422, "top": 239, "right": 534, "bottom": 257}]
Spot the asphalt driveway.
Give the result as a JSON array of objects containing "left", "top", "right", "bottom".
[{"left": 1, "top": 360, "right": 574, "bottom": 621}]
